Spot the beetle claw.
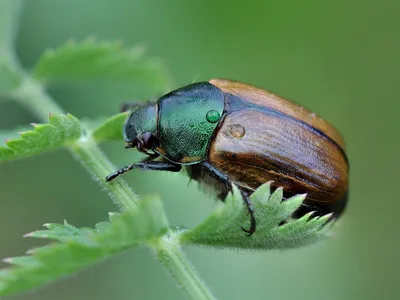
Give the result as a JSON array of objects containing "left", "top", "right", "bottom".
[
  {"left": 238, "top": 189, "right": 256, "bottom": 236},
  {"left": 241, "top": 214, "right": 256, "bottom": 237},
  {"left": 241, "top": 226, "right": 251, "bottom": 234}
]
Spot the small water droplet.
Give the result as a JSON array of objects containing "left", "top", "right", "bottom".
[
  {"left": 206, "top": 110, "right": 220, "bottom": 123},
  {"left": 228, "top": 124, "right": 245, "bottom": 138}
]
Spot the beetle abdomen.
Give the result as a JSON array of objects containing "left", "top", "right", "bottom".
[{"left": 208, "top": 89, "right": 349, "bottom": 215}]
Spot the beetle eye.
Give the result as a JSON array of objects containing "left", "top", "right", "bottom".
[{"left": 141, "top": 132, "right": 157, "bottom": 149}]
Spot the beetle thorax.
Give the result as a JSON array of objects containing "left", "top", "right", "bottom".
[{"left": 155, "top": 82, "right": 225, "bottom": 164}]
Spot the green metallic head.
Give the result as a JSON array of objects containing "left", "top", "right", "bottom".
[
  {"left": 123, "top": 82, "right": 225, "bottom": 163},
  {"left": 123, "top": 103, "right": 158, "bottom": 153}
]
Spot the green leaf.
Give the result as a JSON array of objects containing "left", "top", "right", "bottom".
[
  {"left": 33, "top": 39, "right": 170, "bottom": 91},
  {"left": 0, "top": 113, "right": 81, "bottom": 161},
  {"left": 0, "top": 126, "right": 27, "bottom": 142},
  {"left": 0, "top": 59, "right": 22, "bottom": 96},
  {"left": 180, "top": 182, "right": 333, "bottom": 250},
  {"left": 91, "top": 112, "right": 129, "bottom": 142},
  {"left": 0, "top": 196, "right": 169, "bottom": 297}
]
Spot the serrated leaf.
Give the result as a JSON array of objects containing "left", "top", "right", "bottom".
[
  {"left": 33, "top": 39, "right": 170, "bottom": 92},
  {"left": 0, "top": 196, "right": 169, "bottom": 297},
  {"left": 180, "top": 182, "right": 333, "bottom": 250},
  {"left": 91, "top": 112, "right": 129, "bottom": 142},
  {"left": 0, "top": 59, "right": 22, "bottom": 96},
  {"left": 0, "top": 126, "right": 27, "bottom": 142},
  {"left": 0, "top": 113, "right": 81, "bottom": 161}
]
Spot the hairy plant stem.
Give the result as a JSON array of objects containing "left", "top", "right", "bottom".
[
  {"left": 11, "top": 72, "right": 214, "bottom": 300},
  {"left": 154, "top": 234, "right": 217, "bottom": 300},
  {"left": 4, "top": 0, "right": 214, "bottom": 298},
  {"left": 71, "top": 137, "right": 138, "bottom": 211},
  {"left": 0, "top": 0, "right": 24, "bottom": 54},
  {"left": 13, "top": 76, "right": 139, "bottom": 210}
]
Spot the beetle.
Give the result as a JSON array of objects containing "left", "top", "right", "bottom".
[{"left": 106, "top": 79, "right": 349, "bottom": 236}]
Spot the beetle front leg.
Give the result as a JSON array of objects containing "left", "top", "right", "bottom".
[
  {"left": 202, "top": 162, "right": 257, "bottom": 237},
  {"left": 106, "top": 160, "right": 181, "bottom": 181}
]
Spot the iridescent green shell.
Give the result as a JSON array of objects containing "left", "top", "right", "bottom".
[{"left": 156, "top": 82, "right": 225, "bottom": 163}]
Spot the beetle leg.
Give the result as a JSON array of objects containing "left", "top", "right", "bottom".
[
  {"left": 201, "top": 162, "right": 257, "bottom": 237},
  {"left": 238, "top": 189, "right": 256, "bottom": 237},
  {"left": 106, "top": 160, "right": 181, "bottom": 181}
]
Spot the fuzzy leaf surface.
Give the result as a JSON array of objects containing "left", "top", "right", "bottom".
[
  {"left": 180, "top": 183, "right": 333, "bottom": 250},
  {"left": 0, "top": 113, "right": 81, "bottom": 161},
  {"left": 33, "top": 39, "right": 170, "bottom": 91},
  {"left": 91, "top": 112, "right": 129, "bottom": 142},
  {"left": 0, "top": 197, "right": 169, "bottom": 296}
]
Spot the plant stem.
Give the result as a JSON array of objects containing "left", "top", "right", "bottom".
[
  {"left": 13, "top": 76, "right": 139, "bottom": 211},
  {"left": 0, "top": 0, "right": 24, "bottom": 54},
  {"left": 12, "top": 71, "right": 216, "bottom": 300},
  {"left": 14, "top": 77, "right": 64, "bottom": 120},
  {"left": 155, "top": 234, "right": 217, "bottom": 300},
  {"left": 71, "top": 137, "right": 138, "bottom": 210}
]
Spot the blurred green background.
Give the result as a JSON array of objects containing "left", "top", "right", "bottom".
[{"left": 1, "top": 0, "right": 399, "bottom": 299}]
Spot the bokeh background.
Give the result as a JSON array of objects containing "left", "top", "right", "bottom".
[{"left": 1, "top": 0, "right": 399, "bottom": 299}]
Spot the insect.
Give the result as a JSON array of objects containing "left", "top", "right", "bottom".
[{"left": 106, "top": 79, "right": 349, "bottom": 236}]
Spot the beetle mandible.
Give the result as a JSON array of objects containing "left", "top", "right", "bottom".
[{"left": 106, "top": 79, "right": 349, "bottom": 236}]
